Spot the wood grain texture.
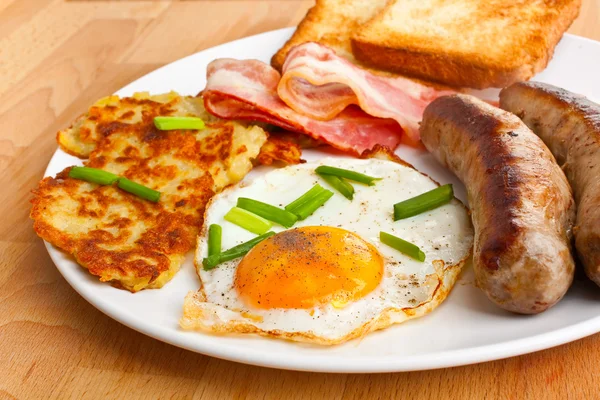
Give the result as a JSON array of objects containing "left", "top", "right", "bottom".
[{"left": 1, "top": 0, "right": 599, "bottom": 398}]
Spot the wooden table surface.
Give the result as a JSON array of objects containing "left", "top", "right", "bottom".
[{"left": 1, "top": 1, "right": 599, "bottom": 398}]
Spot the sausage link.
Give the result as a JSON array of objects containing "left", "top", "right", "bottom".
[
  {"left": 420, "top": 94, "right": 575, "bottom": 314},
  {"left": 500, "top": 82, "right": 600, "bottom": 286}
]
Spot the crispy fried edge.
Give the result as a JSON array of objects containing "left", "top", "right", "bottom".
[{"left": 257, "top": 136, "right": 305, "bottom": 166}]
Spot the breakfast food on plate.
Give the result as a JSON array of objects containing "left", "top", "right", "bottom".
[
  {"left": 181, "top": 149, "right": 474, "bottom": 344},
  {"left": 31, "top": 92, "right": 301, "bottom": 291},
  {"left": 420, "top": 94, "right": 576, "bottom": 314},
  {"left": 204, "top": 42, "right": 451, "bottom": 153},
  {"left": 32, "top": 0, "right": 595, "bottom": 345},
  {"left": 500, "top": 82, "right": 600, "bottom": 287},
  {"left": 274, "top": 0, "right": 581, "bottom": 89}
]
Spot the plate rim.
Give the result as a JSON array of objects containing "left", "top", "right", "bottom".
[{"left": 43, "top": 27, "right": 600, "bottom": 373}]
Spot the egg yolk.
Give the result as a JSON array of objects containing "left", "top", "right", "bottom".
[{"left": 234, "top": 226, "right": 384, "bottom": 309}]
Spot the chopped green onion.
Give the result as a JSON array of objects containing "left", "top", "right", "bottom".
[
  {"left": 291, "top": 189, "right": 334, "bottom": 220},
  {"left": 224, "top": 207, "right": 272, "bottom": 234},
  {"left": 68, "top": 166, "right": 119, "bottom": 186},
  {"left": 284, "top": 184, "right": 327, "bottom": 213},
  {"left": 203, "top": 231, "right": 276, "bottom": 270},
  {"left": 154, "top": 116, "right": 205, "bottom": 131},
  {"left": 315, "top": 165, "right": 381, "bottom": 186},
  {"left": 202, "top": 254, "right": 221, "bottom": 270},
  {"left": 69, "top": 167, "right": 161, "bottom": 202},
  {"left": 117, "top": 178, "right": 161, "bottom": 203},
  {"left": 393, "top": 184, "right": 454, "bottom": 221},
  {"left": 318, "top": 173, "right": 354, "bottom": 200},
  {"left": 208, "top": 224, "right": 222, "bottom": 257},
  {"left": 237, "top": 198, "right": 298, "bottom": 228},
  {"left": 380, "top": 231, "right": 426, "bottom": 262}
]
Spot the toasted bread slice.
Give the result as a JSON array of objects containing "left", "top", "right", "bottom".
[
  {"left": 351, "top": 0, "right": 581, "bottom": 89},
  {"left": 271, "top": 0, "right": 389, "bottom": 71}
]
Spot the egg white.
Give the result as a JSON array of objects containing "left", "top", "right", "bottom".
[{"left": 182, "top": 156, "right": 474, "bottom": 344}]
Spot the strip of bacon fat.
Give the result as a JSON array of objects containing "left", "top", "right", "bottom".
[
  {"left": 204, "top": 58, "right": 402, "bottom": 155},
  {"left": 279, "top": 42, "right": 453, "bottom": 142}
]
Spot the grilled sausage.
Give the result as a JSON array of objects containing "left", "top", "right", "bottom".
[
  {"left": 500, "top": 82, "right": 600, "bottom": 286},
  {"left": 420, "top": 94, "right": 575, "bottom": 314}
]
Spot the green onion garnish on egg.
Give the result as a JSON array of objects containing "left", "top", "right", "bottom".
[
  {"left": 237, "top": 197, "right": 298, "bottom": 228},
  {"left": 315, "top": 165, "right": 382, "bottom": 186},
  {"left": 207, "top": 224, "right": 222, "bottom": 257},
  {"left": 203, "top": 231, "right": 276, "bottom": 270},
  {"left": 153, "top": 116, "right": 205, "bottom": 131},
  {"left": 290, "top": 189, "right": 334, "bottom": 220},
  {"left": 224, "top": 207, "right": 273, "bottom": 234},
  {"left": 117, "top": 178, "right": 161, "bottom": 203},
  {"left": 318, "top": 173, "right": 355, "bottom": 200},
  {"left": 202, "top": 254, "right": 221, "bottom": 270},
  {"left": 393, "top": 184, "right": 453, "bottom": 221},
  {"left": 380, "top": 231, "right": 426, "bottom": 262},
  {"left": 285, "top": 184, "right": 327, "bottom": 213},
  {"left": 68, "top": 166, "right": 119, "bottom": 186}
]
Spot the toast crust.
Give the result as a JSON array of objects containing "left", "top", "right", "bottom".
[{"left": 351, "top": 41, "right": 540, "bottom": 89}]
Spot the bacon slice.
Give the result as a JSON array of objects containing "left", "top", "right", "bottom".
[
  {"left": 279, "top": 42, "right": 452, "bottom": 142},
  {"left": 203, "top": 42, "right": 450, "bottom": 154},
  {"left": 204, "top": 59, "right": 401, "bottom": 155}
]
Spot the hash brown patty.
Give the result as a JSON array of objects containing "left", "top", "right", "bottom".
[{"left": 32, "top": 92, "right": 299, "bottom": 291}]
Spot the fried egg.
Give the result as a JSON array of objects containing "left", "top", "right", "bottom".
[{"left": 181, "top": 154, "right": 474, "bottom": 344}]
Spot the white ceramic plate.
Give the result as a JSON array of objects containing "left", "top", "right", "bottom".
[{"left": 43, "top": 28, "right": 600, "bottom": 373}]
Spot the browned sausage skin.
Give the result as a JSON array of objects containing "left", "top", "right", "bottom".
[
  {"left": 500, "top": 82, "right": 600, "bottom": 287},
  {"left": 420, "top": 94, "right": 575, "bottom": 314}
]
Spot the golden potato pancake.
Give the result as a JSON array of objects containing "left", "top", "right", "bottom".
[
  {"left": 57, "top": 91, "right": 302, "bottom": 166},
  {"left": 58, "top": 92, "right": 211, "bottom": 158},
  {"left": 256, "top": 136, "right": 304, "bottom": 166},
  {"left": 32, "top": 92, "right": 280, "bottom": 291}
]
